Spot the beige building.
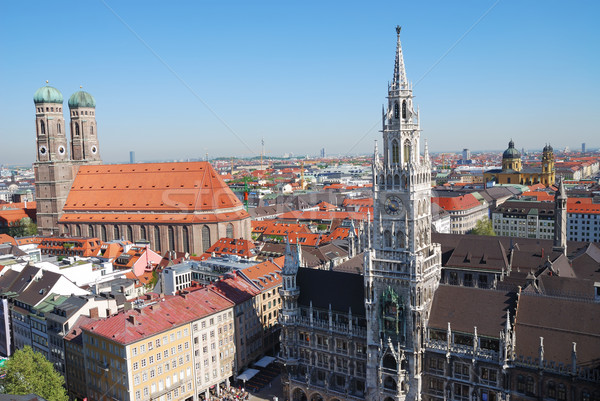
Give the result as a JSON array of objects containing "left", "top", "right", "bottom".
[{"left": 80, "top": 289, "right": 235, "bottom": 401}]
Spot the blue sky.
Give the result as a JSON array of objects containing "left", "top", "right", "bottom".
[{"left": 1, "top": 1, "right": 599, "bottom": 165}]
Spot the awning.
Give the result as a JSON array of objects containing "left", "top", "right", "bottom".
[
  {"left": 237, "top": 368, "right": 260, "bottom": 382},
  {"left": 253, "top": 355, "right": 276, "bottom": 368}
]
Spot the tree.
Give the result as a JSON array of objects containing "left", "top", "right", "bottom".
[
  {"left": 470, "top": 218, "right": 496, "bottom": 236},
  {"left": 0, "top": 346, "right": 68, "bottom": 401},
  {"left": 7, "top": 218, "right": 37, "bottom": 238}
]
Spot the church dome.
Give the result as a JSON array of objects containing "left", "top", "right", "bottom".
[
  {"left": 502, "top": 140, "right": 521, "bottom": 159},
  {"left": 68, "top": 90, "right": 96, "bottom": 108},
  {"left": 33, "top": 85, "right": 63, "bottom": 104}
]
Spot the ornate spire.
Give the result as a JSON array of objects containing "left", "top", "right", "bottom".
[
  {"left": 557, "top": 176, "right": 567, "bottom": 199},
  {"left": 283, "top": 236, "right": 298, "bottom": 275},
  {"left": 392, "top": 25, "right": 408, "bottom": 91}
]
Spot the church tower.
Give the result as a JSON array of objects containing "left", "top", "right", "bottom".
[
  {"left": 364, "top": 27, "right": 442, "bottom": 401},
  {"left": 68, "top": 89, "right": 102, "bottom": 165},
  {"left": 541, "top": 144, "right": 555, "bottom": 186},
  {"left": 553, "top": 178, "right": 567, "bottom": 255},
  {"left": 33, "top": 84, "right": 74, "bottom": 235}
]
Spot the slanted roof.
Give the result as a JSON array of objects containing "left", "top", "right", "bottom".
[
  {"left": 332, "top": 252, "right": 364, "bottom": 274},
  {"left": 82, "top": 289, "right": 234, "bottom": 344},
  {"left": 238, "top": 257, "right": 283, "bottom": 291},
  {"left": 296, "top": 267, "right": 365, "bottom": 316},
  {"left": 445, "top": 237, "right": 509, "bottom": 272},
  {"left": 514, "top": 293, "right": 600, "bottom": 367},
  {"left": 16, "top": 270, "right": 62, "bottom": 307},
  {"left": 61, "top": 162, "right": 249, "bottom": 224},
  {"left": 210, "top": 273, "right": 261, "bottom": 304},
  {"left": 429, "top": 285, "right": 512, "bottom": 338}
]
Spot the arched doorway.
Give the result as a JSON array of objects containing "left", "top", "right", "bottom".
[{"left": 292, "top": 388, "right": 307, "bottom": 401}]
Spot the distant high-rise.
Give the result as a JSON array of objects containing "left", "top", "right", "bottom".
[
  {"left": 320, "top": 148, "right": 326, "bottom": 158},
  {"left": 130, "top": 151, "right": 135, "bottom": 164},
  {"left": 582, "top": 142, "right": 586, "bottom": 153},
  {"left": 462, "top": 148, "right": 470, "bottom": 161}
]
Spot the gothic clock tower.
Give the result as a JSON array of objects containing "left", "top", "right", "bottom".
[{"left": 364, "top": 26, "right": 442, "bottom": 401}]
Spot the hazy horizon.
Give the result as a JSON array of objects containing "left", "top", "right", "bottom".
[{"left": 1, "top": 1, "right": 599, "bottom": 165}]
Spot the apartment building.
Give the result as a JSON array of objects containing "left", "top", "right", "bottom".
[{"left": 80, "top": 289, "right": 234, "bottom": 401}]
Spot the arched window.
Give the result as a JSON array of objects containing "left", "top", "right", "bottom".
[
  {"left": 168, "top": 226, "right": 175, "bottom": 251},
  {"left": 394, "top": 174, "right": 400, "bottom": 187},
  {"left": 101, "top": 226, "right": 107, "bottom": 242},
  {"left": 58, "top": 123, "right": 61, "bottom": 134},
  {"left": 182, "top": 227, "right": 189, "bottom": 253},
  {"left": 226, "top": 223, "right": 234, "bottom": 239},
  {"left": 114, "top": 225, "right": 120, "bottom": 240},
  {"left": 40, "top": 120, "right": 45, "bottom": 135},
  {"left": 91, "top": 125, "right": 94, "bottom": 135},
  {"left": 383, "top": 376, "right": 397, "bottom": 391},
  {"left": 403, "top": 140, "right": 411, "bottom": 163},
  {"left": 394, "top": 102, "right": 399, "bottom": 119},
  {"left": 140, "top": 226, "right": 147, "bottom": 241},
  {"left": 384, "top": 231, "right": 392, "bottom": 248},
  {"left": 75, "top": 123, "right": 80, "bottom": 136},
  {"left": 202, "top": 225, "right": 211, "bottom": 253},
  {"left": 382, "top": 354, "right": 397, "bottom": 370},
  {"left": 391, "top": 140, "right": 399, "bottom": 164},
  {"left": 88, "top": 225, "right": 94, "bottom": 237},
  {"left": 154, "top": 226, "right": 161, "bottom": 252},
  {"left": 74, "top": 225, "right": 81, "bottom": 237},
  {"left": 127, "top": 225, "right": 133, "bottom": 242},
  {"left": 526, "top": 377, "right": 535, "bottom": 395},
  {"left": 396, "top": 231, "right": 404, "bottom": 248},
  {"left": 402, "top": 100, "right": 407, "bottom": 119}
]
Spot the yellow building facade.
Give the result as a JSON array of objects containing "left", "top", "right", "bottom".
[
  {"left": 484, "top": 140, "right": 555, "bottom": 186},
  {"left": 80, "top": 290, "right": 235, "bottom": 401}
]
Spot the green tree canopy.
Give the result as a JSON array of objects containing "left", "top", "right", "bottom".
[
  {"left": 1, "top": 346, "right": 68, "bottom": 401},
  {"left": 7, "top": 217, "right": 37, "bottom": 238},
  {"left": 470, "top": 217, "right": 496, "bottom": 236}
]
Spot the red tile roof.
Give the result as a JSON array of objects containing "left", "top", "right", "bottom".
[
  {"left": 82, "top": 288, "right": 234, "bottom": 344},
  {"left": 61, "top": 162, "right": 249, "bottom": 224},
  {"left": 288, "top": 232, "right": 321, "bottom": 247},
  {"left": 342, "top": 198, "right": 373, "bottom": 208},
  {"left": 209, "top": 274, "right": 261, "bottom": 304},
  {"left": 0, "top": 234, "right": 17, "bottom": 245},
  {"left": 38, "top": 236, "right": 102, "bottom": 257},
  {"left": 257, "top": 221, "right": 312, "bottom": 236},
  {"left": 0, "top": 202, "right": 36, "bottom": 226},
  {"left": 238, "top": 257, "right": 284, "bottom": 291},
  {"left": 318, "top": 201, "right": 336, "bottom": 211},
  {"left": 521, "top": 191, "right": 555, "bottom": 202},
  {"left": 194, "top": 237, "right": 256, "bottom": 260},
  {"left": 279, "top": 210, "right": 371, "bottom": 222},
  {"left": 568, "top": 198, "right": 600, "bottom": 214},
  {"left": 432, "top": 194, "right": 481, "bottom": 211}
]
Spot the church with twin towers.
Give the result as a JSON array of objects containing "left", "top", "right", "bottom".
[{"left": 33, "top": 84, "right": 102, "bottom": 236}]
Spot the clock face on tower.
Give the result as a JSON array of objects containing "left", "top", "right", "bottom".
[{"left": 384, "top": 196, "right": 403, "bottom": 216}]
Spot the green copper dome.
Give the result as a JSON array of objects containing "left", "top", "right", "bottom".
[
  {"left": 33, "top": 85, "right": 63, "bottom": 104},
  {"left": 68, "top": 90, "right": 96, "bottom": 108},
  {"left": 502, "top": 139, "right": 521, "bottom": 159}
]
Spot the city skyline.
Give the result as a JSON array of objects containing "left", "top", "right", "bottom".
[{"left": 1, "top": 1, "right": 599, "bottom": 165}]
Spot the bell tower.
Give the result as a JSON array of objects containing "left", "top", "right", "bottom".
[
  {"left": 69, "top": 88, "right": 102, "bottom": 165},
  {"left": 364, "top": 27, "right": 442, "bottom": 401},
  {"left": 33, "top": 83, "right": 74, "bottom": 236}
]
